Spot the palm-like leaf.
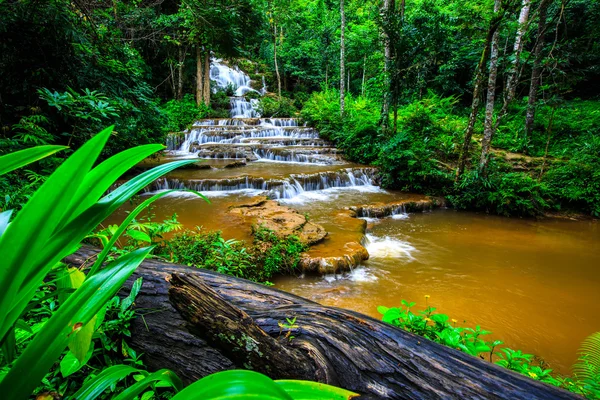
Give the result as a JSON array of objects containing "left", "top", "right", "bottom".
[{"left": 573, "top": 331, "right": 600, "bottom": 381}]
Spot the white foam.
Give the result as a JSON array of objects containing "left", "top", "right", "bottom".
[
  {"left": 364, "top": 233, "right": 416, "bottom": 260},
  {"left": 279, "top": 185, "right": 387, "bottom": 205},
  {"left": 142, "top": 188, "right": 265, "bottom": 199},
  {"left": 321, "top": 266, "right": 378, "bottom": 283},
  {"left": 391, "top": 213, "right": 409, "bottom": 220}
]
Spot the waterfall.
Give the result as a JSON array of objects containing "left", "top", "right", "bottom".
[{"left": 210, "top": 59, "right": 258, "bottom": 119}]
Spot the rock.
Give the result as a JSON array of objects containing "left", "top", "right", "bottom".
[
  {"left": 224, "top": 160, "right": 247, "bottom": 168},
  {"left": 229, "top": 198, "right": 327, "bottom": 245},
  {"left": 348, "top": 197, "right": 445, "bottom": 218},
  {"left": 298, "top": 210, "right": 369, "bottom": 274},
  {"left": 299, "top": 242, "right": 369, "bottom": 275}
]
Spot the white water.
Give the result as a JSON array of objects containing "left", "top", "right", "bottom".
[{"left": 364, "top": 233, "right": 416, "bottom": 260}]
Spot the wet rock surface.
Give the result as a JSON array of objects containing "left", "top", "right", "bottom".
[{"left": 229, "top": 198, "right": 327, "bottom": 246}]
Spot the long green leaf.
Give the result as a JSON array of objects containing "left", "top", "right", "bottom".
[
  {"left": 71, "top": 365, "right": 141, "bottom": 400},
  {"left": 170, "top": 370, "right": 293, "bottom": 400},
  {"left": 112, "top": 369, "right": 182, "bottom": 400},
  {"left": 89, "top": 188, "right": 206, "bottom": 276},
  {"left": 6, "top": 160, "right": 198, "bottom": 340},
  {"left": 60, "top": 144, "right": 165, "bottom": 229},
  {"left": 0, "top": 145, "right": 66, "bottom": 176},
  {"left": 0, "top": 247, "right": 152, "bottom": 399},
  {"left": 275, "top": 380, "right": 359, "bottom": 399},
  {"left": 0, "top": 127, "right": 113, "bottom": 337}
]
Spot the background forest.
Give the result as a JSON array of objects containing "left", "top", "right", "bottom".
[{"left": 1, "top": 0, "right": 599, "bottom": 216}]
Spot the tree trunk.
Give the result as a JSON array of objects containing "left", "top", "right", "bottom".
[
  {"left": 456, "top": 8, "right": 506, "bottom": 180},
  {"left": 496, "top": 0, "right": 531, "bottom": 127},
  {"left": 65, "top": 246, "right": 579, "bottom": 400},
  {"left": 525, "top": 0, "right": 550, "bottom": 140},
  {"left": 177, "top": 45, "right": 184, "bottom": 100},
  {"left": 203, "top": 51, "right": 211, "bottom": 106},
  {"left": 340, "top": 0, "right": 346, "bottom": 116},
  {"left": 361, "top": 55, "right": 366, "bottom": 96},
  {"left": 196, "top": 47, "right": 203, "bottom": 106},
  {"left": 479, "top": 0, "right": 503, "bottom": 173},
  {"left": 379, "top": 0, "right": 395, "bottom": 131},
  {"left": 274, "top": 25, "right": 282, "bottom": 98}
]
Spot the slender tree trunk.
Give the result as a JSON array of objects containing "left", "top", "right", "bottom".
[
  {"left": 177, "top": 45, "right": 184, "bottom": 100},
  {"left": 538, "top": 106, "right": 555, "bottom": 179},
  {"left": 203, "top": 51, "right": 211, "bottom": 106},
  {"left": 196, "top": 47, "right": 203, "bottom": 106},
  {"left": 361, "top": 55, "right": 366, "bottom": 96},
  {"left": 456, "top": 10, "right": 506, "bottom": 180},
  {"left": 379, "top": 0, "right": 395, "bottom": 130},
  {"left": 340, "top": 0, "right": 346, "bottom": 116},
  {"left": 479, "top": 0, "right": 503, "bottom": 173},
  {"left": 495, "top": 0, "right": 531, "bottom": 129},
  {"left": 525, "top": 0, "right": 550, "bottom": 140},
  {"left": 274, "top": 25, "right": 282, "bottom": 98}
]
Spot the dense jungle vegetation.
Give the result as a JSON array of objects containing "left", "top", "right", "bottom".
[{"left": 1, "top": 0, "right": 599, "bottom": 398}]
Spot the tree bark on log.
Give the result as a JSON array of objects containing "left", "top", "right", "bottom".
[{"left": 65, "top": 246, "right": 579, "bottom": 400}]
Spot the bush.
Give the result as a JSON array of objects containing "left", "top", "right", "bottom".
[
  {"left": 255, "top": 96, "right": 298, "bottom": 117},
  {"left": 449, "top": 169, "right": 550, "bottom": 217},
  {"left": 544, "top": 132, "right": 600, "bottom": 216},
  {"left": 161, "top": 94, "right": 210, "bottom": 133},
  {"left": 157, "top": 226, "right": 307, "bottom": 283}
]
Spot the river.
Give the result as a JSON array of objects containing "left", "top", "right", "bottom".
[{"left": 109, "top": 59, "right": 600, "bottom": 376}]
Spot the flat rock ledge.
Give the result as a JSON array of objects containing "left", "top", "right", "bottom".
[
  {"left": 228, "top": 196, "right": 327, "bottom": 246},
  {"left": 348, "top": 196, "right": 446, "bottom": 218}
]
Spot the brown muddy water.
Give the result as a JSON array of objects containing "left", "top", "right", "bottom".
[{"left": 276, "top": 209, "right": 600, "bottom": 375}]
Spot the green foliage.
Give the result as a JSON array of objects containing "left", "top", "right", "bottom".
[
  {"left": 0, "top": 131, "right": 198, "bottom": 398},
  {"left": 545, "top": 132, "right": 600, "bottom": 217},
  {"left": 256, "top": 96, "right": 298, "bottom": 118},
  {"left": 252, "top": 226, "right": 307, "bottom": 280},
  {"left": 574, "top": 332, "right": 600, "bottom": 382},
  {"left": 449, "top": 169, "right": 550, "bottom": 217},
  {"left": 302, "top": 90, "right": 381, "bottom": 164},
  {"left": 161, "top": 95, "right": 210, "bottom": 133},
  {"left": 156, "top": 225, "right": 307, "bottom": 283},
  {"left": 379, "top": 298, "right": 600, "bottom": 399},
  {"left": 170, "top": 369, "right": 358, "bottom": 400}
]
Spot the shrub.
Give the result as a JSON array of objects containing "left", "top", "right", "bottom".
[
  {"left": 449, "top": 169, "right": 550, "bottom": 217},
  {"left": 255, "top": 96, "right": 298, "bottom": 118},
  {"left": 161, "top": 94, "right": 210, "bottom": 133}
]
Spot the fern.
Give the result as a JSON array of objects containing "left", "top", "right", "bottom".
[{"left": 573, "top": 331, "right": 600, "bottom": 381}]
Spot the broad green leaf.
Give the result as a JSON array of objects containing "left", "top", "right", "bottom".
[
  {"left": 120, "top": 277, "right": 143, "bottom": 313},
  {"left": 57, "top": 267, "right": 86, "bottom": 304},
  {"left": 6, "top": 161, "right": 199, "bottom": 338},
  {"left": 0, "top": 247, "right": 152, "bottom": 400},
  {"left": 276, "top": 380, "right": 359, "bottom": 399},
  {"left": 171, "top": 370, "right": 293, "bottom": 400},
  {"left": 0, "top": 145, "right": 66, "bottom": 176},
  {"left": 60, "top": 144, "right": 165, "bottom": 229},
  {"left": 68, "top": 315, "right": 97, "bottom": 363},
  {"left": 127, "top": 229, "right": 152, "bottom": 243},
  {"left": 60, "top": 346, "right": 94, "bottom": 378},
  {"left": 0, "top": 127, "right": 113, "bottom": 340},
  {"left": 113, "top": 369, "right": 182, "bottom": 400},
  {"left": 72, "top": 364, "right": 141, "bottom": 400}
]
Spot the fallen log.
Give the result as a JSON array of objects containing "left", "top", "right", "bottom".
[{"left": 65, "top": 246, "right": 579, "bottom": 400}]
